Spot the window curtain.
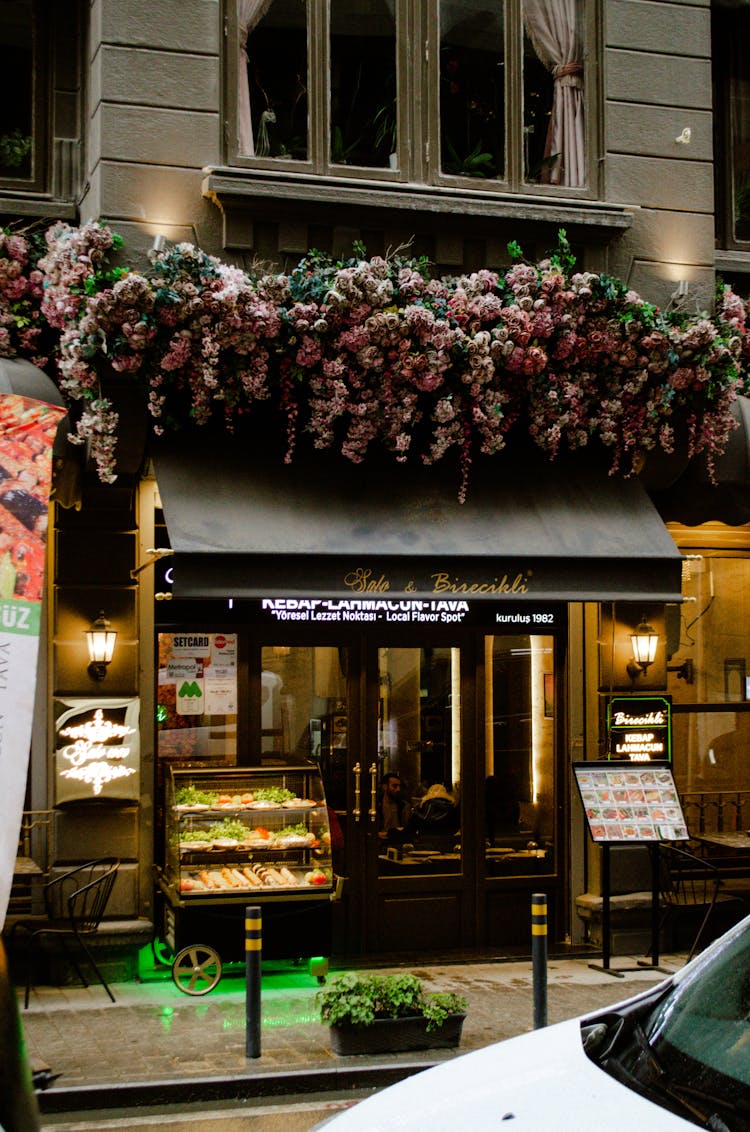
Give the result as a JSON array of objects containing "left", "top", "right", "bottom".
[
  {"left": 523, "top": 0, "right": 584, "bottom": 187},
  {"left": 237, "top": 0, "right": 274, "bottom": 155}
]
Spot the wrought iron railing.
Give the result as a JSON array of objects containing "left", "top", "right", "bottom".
[{"left": 680, "top": 791, "right": 750, "bottom": 835}]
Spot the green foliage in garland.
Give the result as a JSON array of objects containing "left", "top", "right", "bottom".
[{"left": 1, "top": 221, "right": 749, "bottom": 498}]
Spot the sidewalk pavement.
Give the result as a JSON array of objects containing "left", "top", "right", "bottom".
[{"left": 16, "top": 949, "right": 689, "bottom": 1116}]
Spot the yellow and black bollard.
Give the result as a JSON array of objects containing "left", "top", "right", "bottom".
[
  {"left": 531, "top": 892, "right": 548, "bottom": 1029},
  {"left": 245, "top": 905, "right": 262, "bottom": 1059}
]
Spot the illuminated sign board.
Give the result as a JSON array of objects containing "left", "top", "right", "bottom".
[
  {"left": 606, "top": 695, "right": 672, "bottom": 762},
  {"left": 255, "top": 598, "right": 566, "bottom": 629},
  {"left": 54, "top": 698, "right": 140, "bottom": 803}
]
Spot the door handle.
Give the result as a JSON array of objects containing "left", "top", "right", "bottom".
[
  {"left": 368, "top": 762, "right": 378, "bottom": 822},
  {"left": 352, "top": 762, "right": 361, "bottom": 822}
]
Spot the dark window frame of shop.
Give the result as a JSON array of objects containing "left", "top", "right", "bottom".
[{"left": 153, "top": 602, "right": 570, "bottom": 951}]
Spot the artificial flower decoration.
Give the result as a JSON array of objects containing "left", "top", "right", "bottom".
[{"left": 0, "top": 222, "right": 748, "bottom": 499}]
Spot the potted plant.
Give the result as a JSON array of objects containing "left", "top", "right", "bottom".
[{"left": 317, "top": 971, "right": 467, "bottom": 1056}]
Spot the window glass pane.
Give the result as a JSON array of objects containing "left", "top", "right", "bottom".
[
  {"left": 261, "top": 646, "right": 348, "bottom": 809},
  {"left": 0, "top": 0, "right": 33, "bottom": 180},
  {"left": 484, "top": 635, "right": 555, "bottom": 876},
  {"left": 674, "top": 710, "right": 750, "bottom": 832},
  {"left": 241, "top": 0, "right": 308, "bottom": 160},
  {"left": 157, "top": 633, "right": 238, "bottom": 766},
  {"left": 726, "top": 11, "right": 750, "bottom": 240},
  {"left": 378, "top": 647, "right": 462, "bottom": 875},
  {"left": 669, "top": 557, "right": 750, "bottom": 831},
  {"left": 522, "top": 0, "right": 584, "bottom": 186},
  {"left": 668, "top": 558, "right": 750, "bottom": 707},
  {"left": 329, "top": 0, "right": 397, "bottom": 168},
  {"left": 439, "top": 0, "right": 503, "bottom": 179}
]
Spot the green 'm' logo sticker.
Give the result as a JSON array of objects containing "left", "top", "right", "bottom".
[{"left": 178, "top": 681, "right": 202, "bottom": 698}]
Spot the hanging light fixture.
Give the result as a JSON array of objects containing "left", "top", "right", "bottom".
[
  {"left": 627, "top": 618, "right": 659, "bottom": 681},
  {"left": 86, "top": 612, "right": 117, "bottom": 680}
]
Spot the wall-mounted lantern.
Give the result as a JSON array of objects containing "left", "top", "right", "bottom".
[
  {"left": 86, "top": 612, "right": 117, "bottom": 680},
  {"left": 627, "top": 618, "right": 659, "bottom": 681}
]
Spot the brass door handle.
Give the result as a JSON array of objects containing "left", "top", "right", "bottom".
[
  {"left": 368, "top": 762, "right": 378, "bottom": 822},
  {"left": 352, "top": 762, "right": 361, "bottom": 822}
]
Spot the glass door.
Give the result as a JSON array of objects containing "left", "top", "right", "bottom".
[
  {"left": 376, "top": 646, "right": 463, "bottom": 875},
  {"left": 481, "top": 631, "right": 559, "bottom": 950},
  {"left": 483, "top": 633, "right": 556, "bottom": 871},
  {"left": 366, "top": 642, "right": 471, "bottom": 953}
]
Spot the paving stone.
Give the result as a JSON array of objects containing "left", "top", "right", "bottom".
[{"left": 16, "top": 954, "right": 690, "bottom": 1090}]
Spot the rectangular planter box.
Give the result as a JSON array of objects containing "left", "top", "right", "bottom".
[{"left": 329, "top": 1013, "right": 466, "bottom": 1056}]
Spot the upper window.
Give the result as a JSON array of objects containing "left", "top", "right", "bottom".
[
  {"left": 0, "top": 0, "right": 45, "bottom": 191},
  {"left": 713, "top": 0, "right": 750, "bottom": 249},
  {"left": 231, "top": 0, "right": 593, "bottom": 195}
]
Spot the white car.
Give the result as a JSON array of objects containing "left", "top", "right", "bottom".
[{"left": 315, "top": 914, "right": 750, "bottom": 1131}]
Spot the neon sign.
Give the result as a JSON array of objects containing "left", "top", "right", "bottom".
[
  {"left": 58, "top": 708, "right": 137, "bottom": 796},
  {"left": 607, "top": 696, "right": 672, "bottom": 762}
]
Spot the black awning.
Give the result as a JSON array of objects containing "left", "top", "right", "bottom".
[
  {"left": 153, "top": 436, "right": 684, "bottom": 603},
  {"left": 649, "top": 395, "right": 750, "bottom": 526},
  {"left": 0, "top": 358, "right": 65, "bottom": 405}
]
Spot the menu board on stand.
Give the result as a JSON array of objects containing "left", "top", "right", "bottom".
[{"left": 573, "top": 761, "right": 689, "bottom": 975}]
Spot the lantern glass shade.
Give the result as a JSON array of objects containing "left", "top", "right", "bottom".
[
  {"left": 630, "top": 621, "right": 658, "bottom": 669},
  {"left": 86, "top": 612, "right": 117, "bottom": 672}
]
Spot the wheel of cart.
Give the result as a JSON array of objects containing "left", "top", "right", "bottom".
[
  {"left": 171, "top": 942, "right": 223, "bottom": 995},
  {"left": 167, "top": 945, "right": 326, "bottom": 993}
]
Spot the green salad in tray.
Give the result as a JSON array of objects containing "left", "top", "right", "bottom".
[
  {"left": 205, "top": 819, "right": 249, "bottom": 842},
  {"left": 275, "top": 822, "right": 311, "bottom": 840},
  {"left": 180, "top": 828, "right": 216, "bottom": 844},
  {"left": 173, "top": 785, "right": 218, "bottom": 807},
  {"left": 253, "top": 786, "right": 295, "bottom": 805}
]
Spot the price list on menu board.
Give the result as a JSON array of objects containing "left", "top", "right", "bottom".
[{"left": 573, "top": 761, "right": 689, "bottom": 843}]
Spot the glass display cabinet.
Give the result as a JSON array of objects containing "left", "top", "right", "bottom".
[{"left": 156, "top": 761, "right": 335, "bottom": 993}]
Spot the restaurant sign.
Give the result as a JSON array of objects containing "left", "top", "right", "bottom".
[
  {"left": 606, "top": 695, "right": 672, "bottom": 762},
  {"left": 254, "top": 598, "right": 566, "bottom": 629},
  {"left": 54, "top": 698, "right": 140, "bottom": 803}
]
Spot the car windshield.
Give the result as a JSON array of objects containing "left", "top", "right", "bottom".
[
  {"left": 644, "top": 921, "right": 750, "bottom": 1101},
  {"left": 586, "top": 919, "right": 750, "bottom": 1129}
]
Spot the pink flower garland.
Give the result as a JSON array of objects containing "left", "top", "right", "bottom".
[{"left": 0, "top": 223, "right": 748, "bottom": 497}]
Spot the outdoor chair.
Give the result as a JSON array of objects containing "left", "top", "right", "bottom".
[
  {"left": 8, "top": 857, "right": 120, "bottom": 1008},
  {"left": 658, "top": 843, "right": 746, "bottom": 961}
]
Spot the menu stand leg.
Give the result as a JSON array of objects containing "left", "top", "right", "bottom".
[{"left": 589, "top": 845, "right": 625, "bottom": 978}]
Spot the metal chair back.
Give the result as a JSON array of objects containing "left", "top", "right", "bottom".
[
  {"left": 658, "top": 843, "right": 721, "bottom": 960},
  {"left": 67, "top": 860, "right": 119, "bottom": 936},
  {"left": 43, "top": 858, "right": 119, "bottom": 929}
]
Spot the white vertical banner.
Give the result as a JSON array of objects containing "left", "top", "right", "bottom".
[{"left": 0, "top": 395, "right": 65, "bottom": 926}]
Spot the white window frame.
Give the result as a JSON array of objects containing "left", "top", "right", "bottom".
[{"left": 225, "top": 0, "right": 600, "bottom": 199}]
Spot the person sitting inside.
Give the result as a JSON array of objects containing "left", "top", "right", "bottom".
[
  {"left": 404, "top": 783, "right": 460, "bottom": 847},
  {"left": 378, "top": 773, "right": 410, "bottom": 841}
]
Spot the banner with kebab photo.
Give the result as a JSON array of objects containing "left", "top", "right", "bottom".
[{"left": 0, "top": 394, "right": 65, "bottom": 926}]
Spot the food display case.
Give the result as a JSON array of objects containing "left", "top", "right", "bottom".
[{"left": 155, "top": 761, "right": 336, "bottom": 993}]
